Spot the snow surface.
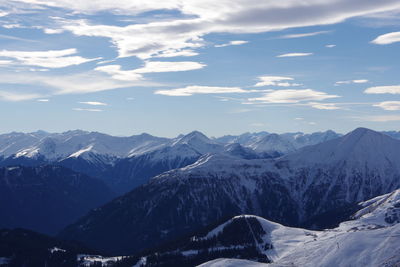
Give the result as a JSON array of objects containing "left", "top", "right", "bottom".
[
  {"left": 197, "top": 189, "right": 400, "bottom": 267},
  {"left": 49, "top": 247, "right": 66, "bottom": 253},
  {"left": 77, "top": 254, "right": 124, "bottom": 266},
  {"left": 197, "top": 258, "right": 269, "bottom": 267}
]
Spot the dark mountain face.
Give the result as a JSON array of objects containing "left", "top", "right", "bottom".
[
  {"left": 101, "top": 144, "right": 203, "bottom": 194},
  {"left": 117, "top": 215, "right": 272, "bottom": 267},
  {"left": 59, "top": 169, "right": 298, "bottom": 255},
  {"left": 0, "top": 165, "right": 115, "bottom": 235},
  {"left": 0, "top": 228, "right": 97, "bottom": 267},
  {"left": 59, "top": 128, "right": 400, "bottom": 255}
]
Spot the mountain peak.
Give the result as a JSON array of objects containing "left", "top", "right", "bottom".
[
  {"left": 174, "top": 131, "right": 214, "bottom": 145},
  {"left": 285, "top": 127, "right": 400, "bottom": 167}
]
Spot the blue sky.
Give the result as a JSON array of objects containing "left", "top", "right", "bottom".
[{"left": 0, "top": 0, "right": 400, "bottom": 137}]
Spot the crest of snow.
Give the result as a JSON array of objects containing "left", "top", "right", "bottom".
[
  {"left": 15, "top": 147, "right": 40, "bottom": 158},
  {"left": 197, "top": 258, "right": 269, "bottom": 267},
  {"left": 77, "top": 255, "right": 125, "bottom": 267},
  {"left": 351, "top": 189, "right": 400, "bottom": 226},
  {"left": 49, "top": 247, "right": 66, "bottom": 253},
  {"left": 67, "top": 145, "right": 94, "bottom": 158}
]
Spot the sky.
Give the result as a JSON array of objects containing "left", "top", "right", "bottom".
[{"left": 0, "top": 0, "right": 400, "bottom": 137}]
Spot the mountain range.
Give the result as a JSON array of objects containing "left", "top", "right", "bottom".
[
  {"left": 0, "top": 127, "right": 399, "bottom": 266},
  {"left": 2, "top": 187, "right": 398, "bottom": 266},
  {"left": 0, "top": 129, "right": 345, "bottom": 194},
  {"left": 59, "top": 128, "right": 400, "bottom": 255}
]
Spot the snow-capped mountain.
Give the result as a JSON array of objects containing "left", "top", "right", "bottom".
[
  {"left": 59, "top": 128, "right": 400, "bottom": 255},
  {"left": 247, "top": 130, "right": 341, "bottom": 154},
  {"left": 1, "top": 130, "right": 169, "bottom": 160},
  {"left": 215, "top": 130, "right": 341, "bottom": 155},
  {"left": 0, "top": 165, "right": 114, "bottom": 235},
  {"left": 4, "top": 189, "right": 399, "bottom": 267},
  {"left": 133, "top": 189, "right": 400, "bottom": 266}
]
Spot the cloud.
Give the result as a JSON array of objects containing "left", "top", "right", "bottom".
[
  {"left": 79, "top": 101, "right": 108, "bottom": 106},
  {"left": 364, "top": 85, "right": 400, "bottom": 94},
  {"left": 0, "top": 48, "right": 100, "bottom": 68},
  {"left": 248, "top": 89, "right": 339, "bottom": 103},
  {"left": 155, "top": 85, "right": 248, "bottom": 96},
  {"left": 325, "top": 44, "right": 336, "bottom": 48},
  {"left": 96, "top": 61, "right": 205, "bottom": 81},
  {"left": 154, "top": 50, "right": 199, "bottom": 58},
  {"left": 254, "top": 76, "right": 301, "bottom": 87},
  {"left": 276, "top": 53, "right": 313, "bottom": 58},
  {"left": 0, "top": 60, "right": 13, "bottom": 65},
  {"left": 335, "top": 79, "right": 369, "bottom": 85},
  {"left": 0, "top": 91, "right": 42, "bottom": 101},
  {"left": 95, "top": 65, "right": 144, "bottom": 81},
  {"left": 48, "top": 0, "right": 400, "bottom": 59},
  {"left": 215, "top": 40, "right": 248, "bottom": 47},
  {"left": 373, "top": 101, "right": 400, "bottom": 111},
  {"left": 250, "top": 122, "right": 265, "bottom": 127},
  {"left": 43, "top": 28, "right": 64, "bottom": 34},
  {"left": 357, "top": 115, "right": 400, "bottom": 122},
  {"left": 0, "top": 71, "right": 157, "bottom": 101},
  {"left": 37, "top": 99, "right": 49, "bottom": 102},
  {"left": 73, "top": 108, "right": 102, "bottom": 112},
  {"left": 277, "top": 31, "right": 330, "bottom": 39},
  {"left": 307, "top": 102, "right": 341, "bottom": 110},
  {"left": 371, "top": 31, "right": 400, "bottom": 44},
  {"left": 134, "top": 61, "right": 206, "bottom": 73}
]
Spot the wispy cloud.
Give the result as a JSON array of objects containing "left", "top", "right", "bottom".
[
  {"left": 250, "top": 122, "right": 265, "bottom": 127},
  {"left": 0, "top": 48, "right": 100, "bottom": 68},
  {"left": 356, "top": 115, "right": 400, "bottom": 122},
  {"left": 335, "top": 79, "right": 369, "bottom": 85},
  {"left": 37, "top": 99, "right": 49, "bottom": 102},
  {"left": 79, "top": 101, "right": 108, "bottom": 106},
  {"left": 307, "top": 102, "right": 341, "bottom": 110},
  {"left": 50, "top": 0, "right": 400, "bottom": 61},
  {"left": 73, "top": 108, "right": 102, "bottom": 112},
  {"left": 0, "top": 71, "right": 157, "bottom": 101},
  {"left": 215, "top": 40, "right": 248, "bottom": 48},
  {"left": 96, "top": 61, "right": 205, "bottom": 81},
  {"left": 0, "top": 33, "right": 38, "bottom": 43},
  {"left": 276, "top": 53, "right": 313, "bottom": 58},
  {"left": 277, "top": 31, "right": 330, "bottom": 39},
  {"left": 325, "top": 44, "right": 336, "bottom": 48},
  {"left": 371, "top": 31, "right": 400, "bottom": 44},
  {"left": 364, "top": 85, "right": 400, "bottom": 94},
  {"left": 254, "top": 76, "right": 301, "bottom": 87},
  {"left": 155, "top": 86, "right": 248, "bottom": 96},
  {"left": 95, "top": 65, "right": 143, "bottom": 81},
  {"left": 134, "top": 61, "right": 206, "bottom": 73},
  {"left": 0, "top": 90, "right": 42, "bottom": 101},
  {"left": 248, "top": 89, "right": 339, "bottom": 104},
  {"left": 373, "top": 101, "right": 400, "bottom": 110},
  {"left": 154, "top": 50, "right": 199, "bottom": 58}
]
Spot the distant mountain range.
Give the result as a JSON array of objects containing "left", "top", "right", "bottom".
[
  {"left": 59, "top": 128, "right": 400, "bottom": 255},
  {"left": 0, "top": 129, "right": 347, "bottom": 193}
]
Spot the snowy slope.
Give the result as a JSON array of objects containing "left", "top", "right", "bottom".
[
  {"left": 130, "top": 189, "right": 400, "bottom": 267},
  {"left": 198, "top": 258, "right": 270, "bottom": 267}
]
